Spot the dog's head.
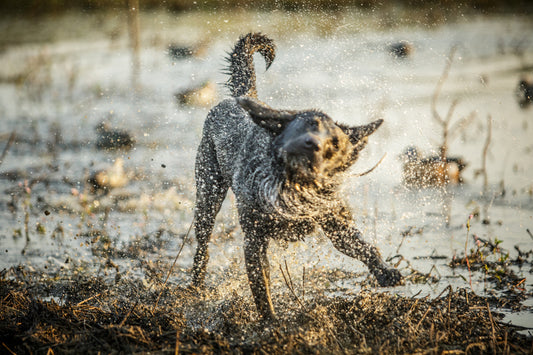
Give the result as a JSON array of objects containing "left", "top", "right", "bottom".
[{"left": 237, "top": 97, "right": 382, "bottom": 187}]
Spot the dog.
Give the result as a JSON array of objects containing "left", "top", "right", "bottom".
[{"left": 191, "top": 33, "right": 402, "bottom": 321}]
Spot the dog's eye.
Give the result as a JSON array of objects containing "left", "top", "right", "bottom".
[
  {"left": 331, "top": 136, "right": 339, "bottom": 150},
  {"left": 308, "top": 119, "right": 319, "bottom": 129}
]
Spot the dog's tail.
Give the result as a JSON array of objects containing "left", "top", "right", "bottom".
[{"left": 225, "top": 33, "right": 276, "bottom": 98}]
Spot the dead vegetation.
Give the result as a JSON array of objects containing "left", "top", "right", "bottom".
[
  {"left": 1, "top": 266, "right": 531, "bottom": 354},
  {"left": 450, "top": 231, "right": 530, "bottom": 293}
]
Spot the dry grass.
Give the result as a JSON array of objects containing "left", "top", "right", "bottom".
[{"left": 1, "top": 266, "right": 531, "bottom": 354}]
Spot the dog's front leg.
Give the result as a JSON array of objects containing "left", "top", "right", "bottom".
[
  {"left": 243, "top": 234, "right": 276, "bottom": 321},
  {"left": 319, "top": 207, "right": 402, "bottom": 287}
]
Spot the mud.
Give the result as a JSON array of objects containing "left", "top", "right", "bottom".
[{"left": 1, "top": 266, "right": 532, "bottom": 354}]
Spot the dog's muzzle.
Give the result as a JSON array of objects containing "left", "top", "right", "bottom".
[{"left": 282, "top": 133, "right": 322, "bottom": 163}]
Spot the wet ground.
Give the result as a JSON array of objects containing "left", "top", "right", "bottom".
[{"left": 1, "top": 7, "right": 533, "bottom": 353}]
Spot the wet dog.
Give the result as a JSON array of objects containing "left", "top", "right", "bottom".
[{"left": 191, "top": 33, "right": 402, "bottom": 320}]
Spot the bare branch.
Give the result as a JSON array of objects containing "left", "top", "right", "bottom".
[
  {"left": 0, "top": 131, "right": 16, "bottom": 167},
  {"left": 153, "top": 222, "right": 194, "bottom": 311},
  {"left": 279, "top": 262, "right": 306, "bottom": 311},
  {"left": 480, "top": 115, "right": 492, "bottom": 193},
  {"left": 448, "top": 111, "right": 477, "bottom": 141},
  {"left": 444, "top": 99, "right": 459, "bottom": 125},
  {"left": 431, "top": 46, "right": 457, "bottom": 125}
]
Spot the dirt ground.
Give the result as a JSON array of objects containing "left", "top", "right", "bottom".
[{"left": 1, "top": 264, "right": 532, "bottom": 354}]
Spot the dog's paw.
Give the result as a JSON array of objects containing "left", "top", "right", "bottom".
[{"left": 372, "top": 266, "right": 403, "bottom": 287}]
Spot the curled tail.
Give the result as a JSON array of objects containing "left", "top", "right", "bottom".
[{"left": 225, "top": 33, "right": 276, "bottom": 98}]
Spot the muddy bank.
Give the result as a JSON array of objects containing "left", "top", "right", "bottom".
[{"left": 0, "top": 265, "right": 531, "bottom": 354}]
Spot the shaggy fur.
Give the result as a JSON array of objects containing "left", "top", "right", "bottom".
[{"left": 191, "top": 33, "right": 402, "bottom": 320}]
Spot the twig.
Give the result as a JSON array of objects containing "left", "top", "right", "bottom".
[
  {"left": 448, "top": 111, "right": 477, "bottom": 142},
  {"left": 431, "top": 46, "right": 457, "bottom": 125},
  {"left": 486, "top": 301, "right": 497, "bottom": 350},
  {"left": 526, "top": 228, "right": 533, "bottom": 240},
  {"left": 153, "top": 220, "right": 194, "bottom": 310},
  {"left": 495, "top": 320, "right": 533, "bottom": 331},
  {"left": 479, "top": 115, "right": 492, "bottom": 195},
  {"left": 353, "top": 153, "right": 387, "bottom": 177},
  {"left": 174, "top": 328, "right": 180, "bottom": 355},
  {"left": 410, "top": 290, "right": 422, "bottom": 299},
  {"left": 120, "top": 219, "right": 193, "bottom": 327},
  {"left": 118, "top": 297, "right": 140, "bottom": 328},
  {"left": 435, "top": 284, "right": 453, "bottom": 300},
  {"left": 414, "top": 306, "right": 432, "bottom": 332},
  {"left": 77, "top": 292, "right": 103, "bottom": 307},
  {"left": 464, "top": 215, "right": 474, "bottom": 292},
  {"left": 284, "top": 260, "right": 294, "bottom": 291},
  {"left": 279, "top": 261, "right": 306, "bottom": 311},
  {"left": 443, "top": 98, "right": 459, "bottom": 126},
  {"left": 429, "top": 46, "right": 476, "bottom": 178},
  {"left": 396, "top": 233, "right": 407, "bottom": 254},
  {"left": 2, "top": 342, "right": 17, "bottom": 355},
  {"left": 302, "top": 266, "right": 306, "bottom": 302},
  {"left": 0, "top": 131, "right": 16, "bottom": 167}
]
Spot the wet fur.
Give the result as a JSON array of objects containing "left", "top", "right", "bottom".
[{"left": 191, "top": 33, "right": 402, "bottom": 320}]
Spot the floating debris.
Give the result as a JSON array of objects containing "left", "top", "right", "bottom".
[
  {"left": 95, "top": 122, "right": 135, "bottom": 151},
  {"left": 175, "top": 81, "right": 217, "bottom": 107},
  {"left": 516, "top": 76, "right": 533, "bottom": 108},
  {"left": 401, "top": 146, "right": 467, "bottom": 187},
  {"left": 388, "top": 40, "right": 414, "bottom": 58},
  {"left": 167, "top": 40, "right": 209, "bottom": 60},
  {"left": 87, "top": 158, "right": 129, "bottom": 194}
]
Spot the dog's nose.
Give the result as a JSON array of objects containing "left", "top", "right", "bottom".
[{"left": 303, "top": 135, "right": 320, "bottom": 151}]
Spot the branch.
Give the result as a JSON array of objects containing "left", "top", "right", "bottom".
[
  {"left": 448, "top": 111, "right": 477, "bottom": 141},
  {"left": 443, "top": 99, "right": 459, "bottom": 125},
  {"left": 279, "top": 261, "right": 306, "bottom": 311},
  {"left": 431, "top": 46, "right": 457, "bottom": 125},
  {"left": 480, "top": 115, "right": 492, "bottom": 193},
  {"left": 0, "top": 131, "right": 16, "bottom": 167}
]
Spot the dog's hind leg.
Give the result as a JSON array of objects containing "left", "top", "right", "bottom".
[
  {"left": 191, "top": 136, "right": 229, "bottom": 288},
  {"left": 319, "top": 205, "right": 402, "bottom": 287}
]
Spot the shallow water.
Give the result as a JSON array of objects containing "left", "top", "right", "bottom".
[{"left": 0, "top": 9, "right": 532, "bottom": 332}]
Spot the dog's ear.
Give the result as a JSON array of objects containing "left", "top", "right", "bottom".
[
  {"left": 336, "top": 119, "right": 383, "bottom": 170},
  {"left": 236, "top": 97, "right": 296, "bottom": 135},
  {"left": 340, "top": 119, "right": 383, "bottom": 145}
]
